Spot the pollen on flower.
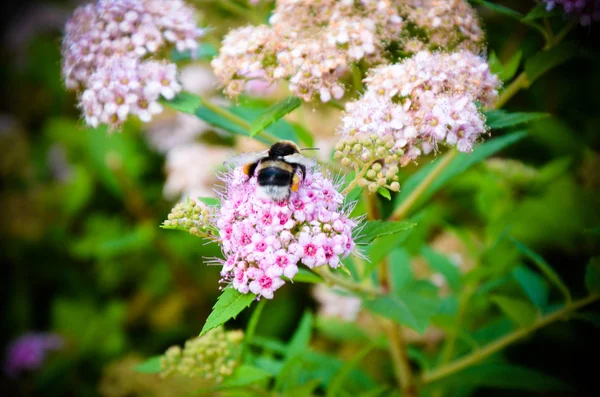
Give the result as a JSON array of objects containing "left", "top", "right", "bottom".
[
  {"left": 336, "top": 50, "right": 500, "bottom": 191},
  {"left": 215, "top": 166, "right": 359, "bottom": 300}
]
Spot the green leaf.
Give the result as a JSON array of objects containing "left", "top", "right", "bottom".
[
  {"left": 283, "top": 379, "right": 321, "bottom": 397},
  {"left": 290, "top": 268, "right": 323, "bottom": 284},
  {"left": 244, "top": 299, "right": 266, "bottom": 357},
  {"left": 363, "top": 293, "right": 439, "bottom": 334},
  {"left": 197, "top": 197, "right": 220, "bottom": 206},
  {"left": 389, "top": 248, "right": 414, "bottom": 294},
  {"left": 171, "top": 43, "right": 218, "bottom": 61},
  {"left": 250, "top": 96, "right": 302, "bottom": 136},
  {"left": 585, "top": 257, "right": 600, "bottom": 293},
  {"left": 491, "top": 295, "right": 538, "bottom": 327},
  {"left": 200, "top": 288, "right": 256, "bottom": 336},
  {"left": 364, "top": 231, "right": 413, "bottom": 277},
  {"left": 512, "top": 238, "right": 572, "bottom": 303},
  {"left": 394, "top": 131, "right": 528, "bottom": 213},
  {"left": 483, "top": 109, "right": 549, "bottom": 130},
  {"left": 522, "top": 3, "right": 561, "bottom": 22},
  {"left": 354, "top": 220, "right": 415, "bottom": 245},
  {"left": 426, "top": 363, "right": 572, "bottom": 391},
  {"left": 217, "top": 365, "right": 272, "bottom": 389},
  {"left": 291, "top": 123, "right": 315, "bottom": 147},
  {"left": 315, "top": 316, "right": 373, "bottom": 344},
  {"left": 499, "top": 51, "right": 522, "bottom": 82},
  {"left": 327, "top": 340, "right": 379, "bottom": 397},
  {"left": 421, "top": 247, "right": 461, "bottom": 291},
  {"left": 525, "top": 42, "right": 579, "bottom": 85},
  {"left": 473, "top": 0, "right": 524, "bottom": 20},
  {"left": 162, "top": 91, "right": 201, "bottom": 113},
  {"left": 134, "top": 356, "right": 162, "bottom": 374},
  {"left": 286, "top": 311, "right": 313, "bottom": 359},
  {"left": 512, "top": 265, "right": 549, "bottom": 308},
  {"left": 377, "top": 187, "right": 391, "bottom": 200}
]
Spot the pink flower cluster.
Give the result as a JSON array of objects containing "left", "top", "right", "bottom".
[
  {"left": 212, "top": 0, "right": 403, "bottom": 101},
  {"left": 61, "top": 0, "right": 203, "bottom": 128},
  {"left": 216, "top": 167, "right": 358, "bottom": 299},
  {"left": 338, "top": 51, "right": 500, "bottom": 165},
  {"left": 544, "top": 0, "right": 600, "bottom": 25}
]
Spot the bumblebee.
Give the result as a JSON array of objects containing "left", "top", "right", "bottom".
[{"left": 228, "top": 140, "right": 317, "bottom": 201}]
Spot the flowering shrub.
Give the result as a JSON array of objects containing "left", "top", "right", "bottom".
[{"left": 4, "top": 0, "right": 600, "bottom": 396}]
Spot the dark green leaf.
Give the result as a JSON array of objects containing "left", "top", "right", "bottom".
[
  {"left": 525, "top": 42, "right": 579, "bottom": 85},
  {"left": 483, "top": 109, "right": 549, "bottom": 130},
  {"left": 364, "top": 231, "right": 413, "bottom": 276},
  {"left": 244, "top": 300, "right": 266, "bottom": 357},
  {"left": 327, "top": 340, "right": 379, "bottom": 397},
  {"left": 512, "top": 265, "right": 549, "bottom": 308},
  {"left": 217, "top": 365, "right": 272, "bottom": 389},
  {"left": 573, "top": 311, "right": 600, "bottom": 327},
  {"left": 377, "top": 187, "right": 391, "bottom": 200},
  {"left": 499, "top": 50, "right": 522, "bottom": 82},
  {"left": 522, "top": 3, "right": 561, "bottom": 22},
  {"left": 162, "top": 91, "right": 201, "bottom": 113},
  {"left": 283, "top": 379, "right": 321, "bottom": 397},
  {"left": 315, "top": 316, "right": 373, "bottom": 344},
  {"left": 474, "top": 0, "right": 524, "bottom": 20},
  {"left": 250, "top": 96, "right": 302, "bottom": 136},
  {"left": 363, "top": 293, "right": 439, "bottom": 334},
  {"left": 426, "top": 363, "right": 572, "bottom": 391},
  {"left": 421, "top": 247, "right": 462, "bottom": 291},
  {"left": 512, "top": 238, "right": 572, "bottom": 303},
  {"left": 354, "top": 220, "right": 415, "bottom": 245},
  {"left": 491, "top": 295, "right": 538, "bottom": 327},
  {"left": 585, "top": 257, "right": 600, "bottom": 293},
  {"left": 200, "top": 288, "right": 256, "bottom": 336},
  {"left": 389, "top": 248, "right": 414, "bottom": 294},
  {"left": 394, "top": 131, "right": 528, "bottom": 213},
  {"left": 286, "top": 311, "right": 313, "bottom": 359},
  {"left": 134, "top": 356, "right": 162, "bottom": 374}
]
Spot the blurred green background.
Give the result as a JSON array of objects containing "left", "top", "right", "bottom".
[{"left": 1, "top": 0, "right": 599, "bottom": 396}]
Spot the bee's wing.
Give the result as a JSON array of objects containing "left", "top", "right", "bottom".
[
  {"left": 225, "top": 150, "right": 269, "bottom": 167},
  {"left": 283, "top": 153, "right": 317, "bottom": 168}
]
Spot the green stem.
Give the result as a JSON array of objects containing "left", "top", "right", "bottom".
[
  {"left": 387, "top": 323, "right": 417, "bottom": 397},
  {"left": 389, "top": 150, "right": 458, "bottom": 221},
  {"left": 494, "top": 72, "right": 529, "bottom": 110},
  {"left": 342, "top": 161, "right": 375, "bottom": 195},
  {"left": 421, "top": 294, "right": 600, "bottom": 385}
]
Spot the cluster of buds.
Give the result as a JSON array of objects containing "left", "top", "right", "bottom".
[
  {"left": 334, "top": 133, "right": 401, "bottom": 194},
  {"left": 543, "top": 0, "right": 600, "bottom": 25},
  {"left": 398, "top": 0, "right": 485, "bottom": 53},
  {"left": 337, "top": 50, "right": 500, "bottom": 180},
  {"left": 163, "top": 199, "right": 215, "bottom": 238},
  {"left": 215, "top": 166, "right": 359, "bottom": 299},
  {"left": 160, "top": 327, "right": 243, "bottom": 382},
  {"left": 212, "top": 0, "right": 403, "bottom": 102},
  {"left": 61, "top": 0, "right": 204, "bottom": 128}
]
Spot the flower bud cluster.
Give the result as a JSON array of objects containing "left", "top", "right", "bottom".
[
  {"left": 163, "top": 199, "right": 215, "bottom": 238},
  {"left": 212, "top": 0, "right": 403, "bottom": 102},
  {"left": 337, "top": 51, "right": 500, "bottom": 172},
  {"left": 216, "top": 166, "right": 358, "bottom": 299},
  {"left": 160, "top": 327, "right": 243, "bottom": 382},
  {"left": 61, "top": 0, "right": 203, "bottom": 128},
  {"left": 543, "top": 0, "right": 600, "bottom": 25},
  {"left": 398, "top": 0, "right": 485, "bottom": 53},
  {"left": 333, "top": 133, "right": 401, "bottom": 194}
]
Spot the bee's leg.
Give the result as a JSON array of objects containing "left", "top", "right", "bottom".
[
  {"left": 298, "top": 165, "right": 306, "bottom": 180},
  {"left": 291, "top": 173, "right": 300, "bottom": 192},
  {"left": 243, "top": 162, "right": 258, "bottom": 179}
]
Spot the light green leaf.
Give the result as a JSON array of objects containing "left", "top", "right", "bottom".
[
  {"left": 134, "top": 356, "right": 162, "bottom": 374},
  {"left": 499, "top": 50, "right": 522, "bottom": 82},
  {"left": 525, "top": 42, "right": 579, "bottom": 85},
  {"left": 585, "top": 257, "right": 600, "bottom": 293},
  {"left": 197, "top": 197, "right": 220, "bottom": 207},
  {"left": 473, "top": 0, "right": 524, "bottom": 19},
  {"left": 363, "top": 293, "right": 439, "bottom": 334},
  {"left": 394, "top": 131, "right": 528, "bottom": 213},
  {"left": 426, "top": 363, "right": 572, "bottom": 391},
  {"left": 354, "top": 220, "right": 415, "bottom": 245},
  {"left": 286, "top": 311, "right": 313, "bottom": 359},
  {"left": 250, "top": 96, "right": 302, "bottom": 136},
  {"left": 162, "top": 91, "right": 201, "bottom": 113},
  {"left": 389, "top": 248, "right": 414, "bottom": 294},
  {"left": 522, "top": 3, "right": 561, "bottom": 22},
  {"left": 484, "top": 109, "right": 549, "bottom": 130},
  {"left": 512, "top": 238, "right": 572, "bottom": 303},
  {"left": 291, "top": 123, "right": 315, "bottom": 147},
  {"left": 377, "top": 187, "right": 391, "bottom": 200},
  {"left": 216, "top": 365, "right": 272, "bottom": 389},
  {"left": 291, "top": 268, "right": 323, "bottom": 284},
  {"left": 421, "top": 247, "right": 461, "bottom": 291},
  {"left": 171, "top": 43, "right": 218, "bottom": 61},
  {"left": 512, "top": 265, "right": 549, "bottom": 308},
  {"left": 491, "top": 295, "right": 538, "bottom": 327},
  {"left": 364, "top": 232, "right": 413, "bottom": 276},
  {"left": 200, "top": 288, "right": 256, "bottom": 336}
]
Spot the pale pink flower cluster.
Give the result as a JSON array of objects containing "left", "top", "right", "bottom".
[
  {"left": 313, "top": 284, "right": 362, "bottom": 322},
  {"left": 544, "top": 0, "right": 600, "bottom": 25},
  {"left": 62, "top": 0, "right": 203, "bottom": 128},
  {"left": 399, "top": 0, "right": 484, "bottom": 53},
  {"left": 80, "top": 58, "right": 180, "bottom": 128},
  {"left": 216, "top": 167, "right": 358, "bottom": 299},
  {"left": 212, "top": 0, "right": 403, "bottom": 101},
  {"left": 338, "top": 51, "right": 500, "bottom": 165}
]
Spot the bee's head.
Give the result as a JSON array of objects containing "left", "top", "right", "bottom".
[{"left": 269, "top": 140, "right": 300, "bottom": 158}]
